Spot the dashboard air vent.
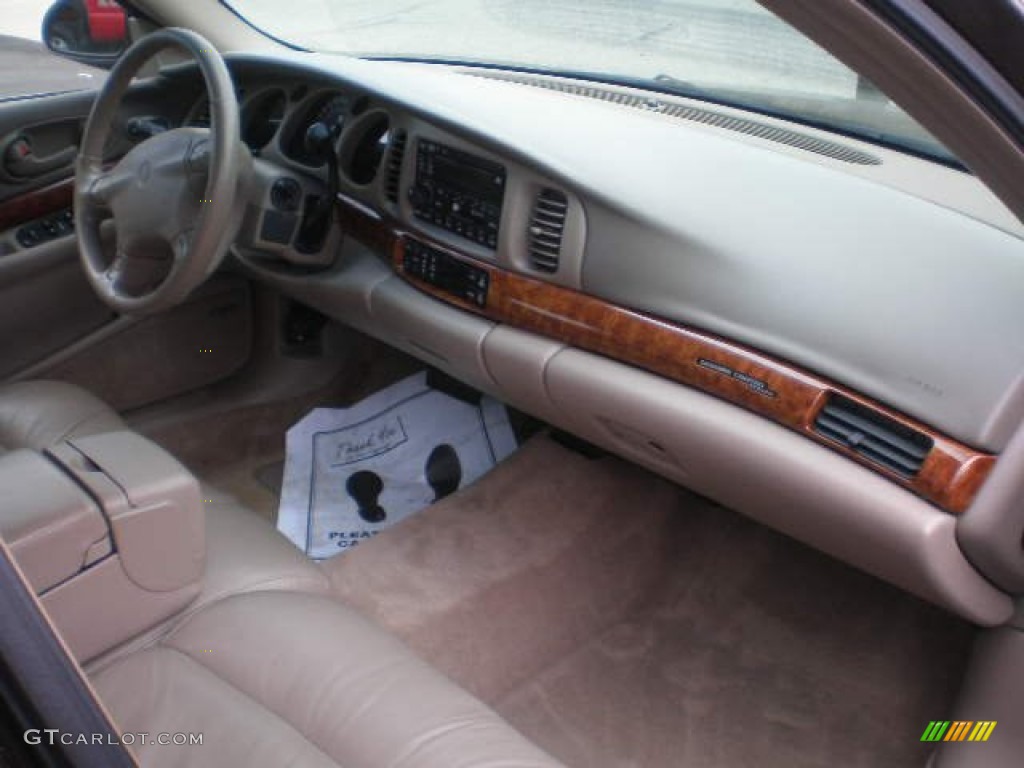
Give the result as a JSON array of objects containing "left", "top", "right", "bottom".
[
  {"left": 384, "top": 130, "right": 407, "bottom": 204},
  {"left": 813, "top": 393, "right": 933, "bottom": 478},
  {"left": 465, "top": 71, "right": 881, "bottom": 166},
  {"left": 528, "top": 188, "right": 568, "bottom": 273}
]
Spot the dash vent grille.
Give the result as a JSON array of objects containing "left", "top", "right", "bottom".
[
  {"left": 384, "top": 130, "right": 407, "bottom": 204},
  {"left": 813, "top": 394, "right": 933, "bottom": 478},
  {"left": 528, "top": 188, "right": 568, "bottom": 273},
  {"left": 466, "top": 71, "right": 881, "bottom": 166}
]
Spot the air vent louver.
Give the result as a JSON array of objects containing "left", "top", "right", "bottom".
[
  {"left": 813, "top": 394, "right": 933, "bottom": 478},
  {"left": 384, "top": 130, "right": 407, "bottom": 204},
  {"left": 466, "top": 71, "right": 881, "bottom": 166},
  {"left": 528, "top": 188, "right": 568, "bottom": 273}
]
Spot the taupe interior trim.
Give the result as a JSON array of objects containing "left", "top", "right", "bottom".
[
  {"left": 958, "top": 420, "right": 1024, "bottom": 592},
  {"left": 539, "top": 347, "right": 1013, "bottom": 626},
  {"left": 933, "top": 625, "right": 1024, "bottom": 767},
  {"left": 11, "top": 315, "right": 136, "bottom": 382},
  {"left": 0, "top": 449, "right": 109, "bottom": 594}
]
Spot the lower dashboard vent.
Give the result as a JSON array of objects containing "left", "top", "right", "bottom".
[
  {"left": 384, "top": 130, "right": 407, "bottom": 204},
  {"left": 528, "top": 188, "right": 568, "bottom": 272},
  {"left": 813, "top": 393, "right": 933, "bottom": 478}
]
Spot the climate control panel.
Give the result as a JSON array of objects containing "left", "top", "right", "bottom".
[{"left": 402, "top": 239, "right": 489, "bottom": 308}]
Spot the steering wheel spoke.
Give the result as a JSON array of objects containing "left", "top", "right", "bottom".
[{"left": 86, "top": 168, "right": 129, "bottom": 212}]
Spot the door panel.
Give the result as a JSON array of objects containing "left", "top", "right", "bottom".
[
  {"left": 0, "top": 177, "right": 73, "bottom": 233},
  {"left": 0, "top": 236, "right": 113, "bottom": 378},
  {"left": 0, "top": 118, "right": 80, "bottom": 183},
  {"left": 42, "top": 274, "right": 253, "bottom": 412},
  {"left": 0, "top": 91, "right": 97, "bottom": 197},
  {"left": 0, "top": 87, "right": 112, "bottom": 377}
]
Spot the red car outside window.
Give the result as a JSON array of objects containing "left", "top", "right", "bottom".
[{"left": 85, "top": 0, "right": 126, "bottom": 43}]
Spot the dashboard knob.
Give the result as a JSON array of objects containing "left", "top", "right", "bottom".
[
  {"left": 408, "top": 186, "right": 428, "bottom": 208},
  {"left": 271, "top": 178, "right": 302, "bottom": 212}
]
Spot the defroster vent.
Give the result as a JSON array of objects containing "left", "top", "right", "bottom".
[
  {"left": 528, "top": 188, "right": 568, "bottom": 272},
  {"left": 813, "top": 393, "right": 933, "bottom": 478},
  {"left": 465, "top": 71, "right": 882, "bottom": 166},
  {"left": 384, "top": 130, "right": 407, "bottom": 204}
]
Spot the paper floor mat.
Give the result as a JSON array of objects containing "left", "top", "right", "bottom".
[{"left": 276, "top": 372, "right": 516, "bottom": 560}]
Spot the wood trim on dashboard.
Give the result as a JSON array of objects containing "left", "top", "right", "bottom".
[
  {"left": 334, "top": 193, "right": 995, "bottom": 514},
  {"left": 0, "top": 178, "right": 74, "bottom": 232}
]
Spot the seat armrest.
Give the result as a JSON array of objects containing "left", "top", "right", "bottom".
[
  {"left": 0, "top": 449, "right": 110, "bottom": 593},
  {"left": 57, "top": 431, "right": 204, "bottom": 592},
  {"left": 34, "top": 431, "right": 206, "bottom": 663}
]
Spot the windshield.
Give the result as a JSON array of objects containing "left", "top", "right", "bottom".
[{"left": 223, "top": 0, "right": 956, "bottom": 164}]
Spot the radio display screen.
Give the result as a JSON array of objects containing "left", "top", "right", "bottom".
[{"left": 429, "top": 153, "right": 505, "bottom": 205}]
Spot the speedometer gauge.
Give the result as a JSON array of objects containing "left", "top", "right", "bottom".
[
  {"left": 186, "top": 88, "right": 245, "bottom": 129},
  {"left": 243, "top": 89, "right": 288, "bottom": 152}
]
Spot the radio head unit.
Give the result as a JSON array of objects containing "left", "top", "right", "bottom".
[{"left": 410, "top": 139, "right": 506, "bottom": 250}]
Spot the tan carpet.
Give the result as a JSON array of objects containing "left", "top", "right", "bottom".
[
  {"left": 203, "top": 456, "right": 284, "bottom": 523},
  {"left": 324, "top": 435, "right": 683, "bottom": 702},
  {"left": 323, "top": 434, "right": 973, "bottom": 767},
  {"left": 139, "top": 338, "right": 419, "bottom": 478},
  {"left": 494, "top": 498, "right": 973, "bottom": 767}
]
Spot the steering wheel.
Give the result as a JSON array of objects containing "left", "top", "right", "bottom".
[{"left": 75, "top": 29, "right": 248, "bottom": 315}]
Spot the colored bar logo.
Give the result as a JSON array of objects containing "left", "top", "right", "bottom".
[{"left": 921, "top": 721, "right": 997, "bottom": 743}]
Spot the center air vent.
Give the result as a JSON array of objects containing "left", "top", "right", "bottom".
[
  {"left": 813, "top": 393, "right": 933, "bottom": 478},
  {"left": 528, "top": 188, "right": 568, "bottom": 273},
  {"left": 384, "top": 130, "right": 407, "bottom": 204}
]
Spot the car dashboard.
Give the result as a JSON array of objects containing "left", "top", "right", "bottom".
[{"left": 33, "top": 49, "right": 1024, "bottom": 625}]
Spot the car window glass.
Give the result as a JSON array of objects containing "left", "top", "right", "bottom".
[
  {"left": 227, "top": 0, "right": 957, "bottom": 164},
  {"left": 0, "top": 0, "right": 129, "bottom": 99}
]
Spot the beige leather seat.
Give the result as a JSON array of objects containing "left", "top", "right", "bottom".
[
  {"left": 84, "top": 491, "right": 562, "bottom": 767},
  {"left": 0, "top": 380, "right": 123, "bottom": 453},
  {"left": 91, "top": 590, "right": 561, "bottom": 767},
  {"left": 0, "top": 381, "right": 561, "bottom": 766}
]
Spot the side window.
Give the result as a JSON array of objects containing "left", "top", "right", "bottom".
[{"left": 0, "top": 0, "right": 129, "bottom": 99}]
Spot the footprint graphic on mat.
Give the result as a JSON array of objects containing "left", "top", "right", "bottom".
[
  {"left": 425, "top": 444, "right": 462, "bottom": 501},
  {"left": 346, "top": 470, "right": 386, "bottom": 523}
]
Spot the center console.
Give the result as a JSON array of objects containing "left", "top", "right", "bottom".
[{"left": 0, "top": 431, "right": 204, "bottom": 663}]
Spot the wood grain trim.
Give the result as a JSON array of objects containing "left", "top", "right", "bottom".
[
  {"left": 0, "top": 178, "right": 74, "bottom": 232},
  {"left": 334, "top": 194, "right": 994, "bottom": 514},
  {"left": 336, "top": 195, "right": 395, "bottom": 256}
]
